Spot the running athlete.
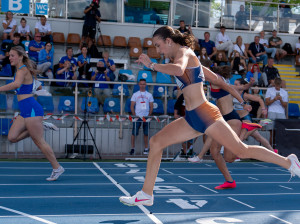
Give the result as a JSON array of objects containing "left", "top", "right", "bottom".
[
  {"left": 0, "top": 46, "right": 64, "bottom": 181},
  {"left": 119, "top": 26, "right": 300, "bottom": 206}
]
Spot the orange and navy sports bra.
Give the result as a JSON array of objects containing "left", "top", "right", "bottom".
[
  {"left": 210, "top": 75, "right": 230, "bottom": 100},
  {"left": 175, "top": 65, "right": 204, "bottom": 90}
]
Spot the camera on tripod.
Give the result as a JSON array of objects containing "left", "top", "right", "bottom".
[{"left": 91, "top": 0, "right": 100, "bottom": 9}]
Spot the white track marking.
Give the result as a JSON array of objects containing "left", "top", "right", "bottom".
[
  {"left": 228, "top": 197, "right": 255, "bottom": 209},
  {"left": 279, "top": 185, "right": 293, "bottom": 190},
  {"left": 269, "top": 215, "right": 292, "bottom": 224},
  {"left": 248, "top": 177, "right": 259, "bottom": 181},
  {"left": 252, "top": 163, "right": 268, "bottom": 168},
  {"left": 199, "top": 185, "right": 218, "bottom": 193},
  {"left": 276, "top": 168, "right": 290, "bottom": 173},
  {"left": 178, "top": 176, "right": 193, "bottom": 183},
  {"left": 162, "top": 169, "right": 174, "bottom": 174},
  {"left": 204, "top": 164, "right": 212, "bottom": 167},
  {"left": 93, "top": 162, "right": 162, "bottom": 224},
  {"left": 0, "top": 206, "right": 56, "bottom": 224}
]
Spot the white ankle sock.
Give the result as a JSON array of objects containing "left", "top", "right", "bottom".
[{"left": 141, "top": 190, "right": 152, "bottom": 198}]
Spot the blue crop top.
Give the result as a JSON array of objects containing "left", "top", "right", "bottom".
[
  {"left": 175, "top": 66, "right": 204, "bottom": 90},
  {"left": 14, "top": 65, "right": 33, "bottom": 95},
  {"left": 210, "top": 76, "right": 230, "bottom": 100}
]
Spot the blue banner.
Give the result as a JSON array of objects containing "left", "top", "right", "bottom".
[
  {"left": 1, "top": 0, "right": 30, "bottom": 14},
  {"left": 35, "top": 3, "right": 48, "bottom": 15}
]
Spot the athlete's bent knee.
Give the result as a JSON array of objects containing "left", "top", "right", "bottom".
[{"left": 7, "top": 135, "right": 18, "bottom": 143}]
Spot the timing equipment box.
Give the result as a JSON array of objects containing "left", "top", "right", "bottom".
[{"left": 65, "top": 144, "right": 94, "bottom": 154}]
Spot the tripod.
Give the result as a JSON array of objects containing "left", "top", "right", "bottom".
[
  {"left": 69, "top": 90, "right": 101, "bottom": 159},
  {"left": 96, "top": 22, "right": 105, "bottom": 48}
]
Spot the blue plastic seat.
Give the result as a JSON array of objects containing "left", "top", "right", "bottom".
[
  {"left": 288, "top": 103, "right": 300, "bottom": 118},
  {"left": 0, "top": 118, "right": 12, "bottom": 136},
  {"left": 58, "top": 96, "right": 75, "bottom": 113},
  {"left": 0, "top": 94, "right": 7, "bottom": 110},
  {"left": 112, "top": 84, "right": 130, "bottom": 96},
  {"left": 103, "top": 98, "right": 120, "bottom": 114},
  {"left": 125, "top": 98, "right": 132, "bottom": 113},
  {"left": 153, "top": 99, "right": 164, "bottom": 115},
  {"left": 119, "top": 69, "right": 134, "bottom": 82},
  {"left": 37, "top": 96, "right": 54, "bottom": 112},
  {"left": 153, "top": 85, "right": 168, "bottom": 98},
  {"left": 143, "top": 58, "right": 157, "bottom": 70},
  {"left": 0, "top": 64, "right": 13, "bottom": 77},
  {"left": 229, "top": 74, "right": 242, "bottom": 85},
  {"left": 12, "top": 95, "right": 19, "bottom": 110},
  {"left": 133, "top": 84, "right": 149, "bottom": 93},
  {"left": 137, "top": 70, "right": 153, "bottom": 83},
  {"left": 81, "top": 97, "right": 99, "bottom": 114},
  {"left": 167, "top": 99, "right": 176, "bottom": 114},
  {"left": 156, "top": 72, "right": 172, "bottom": 84}
]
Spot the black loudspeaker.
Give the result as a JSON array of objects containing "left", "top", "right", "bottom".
[
  {"left": 275, "top": 119, "right": 300, "bottom": 158},
  {"left": 65, "top": 144, "right": 94, "bottom": 154}
]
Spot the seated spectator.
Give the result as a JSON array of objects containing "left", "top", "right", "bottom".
[
  {"left": 249, "top": 85, "right": 266, "bottom": 119},
  {"left": 246, "top": 64, "right": 268, "bottom": 87},
  {"left": 296, "top": 36, "right": 300, "bottom": 55},
  {"left": 99, "top": 51, "right": 116, "bottom": 81},
  {"left": 87, "top": 40, "right": 101, "bottom": 58},
  {"left": 215, "top": 26, "right": 234, "bottom": 58},
  {"left": 233, "top": 36, "right": 248, "bottom": 61},
  {"left": 2, "top": 11, "right": 17, "bottom": 40},
  {"left": 198, "top": 47, "right": 210, "bottom": 60},
  {"left": 55, "top": 60, "right": 77, "bottom": 87},
  {"left": 231, "top": 51, "right": 246, "bottom": 75},
  {"left": 214, "top": 51, "right": 229, "bottom": 67},
  {"left": 248, "top": 36, "right": 267, "bottom": 68},
  {"left": 6, "top": 33, "right": 25, "bottom": 55},
  {"left": 177, "top": 20, "right": 190, "bottom": 34},
  {"left": 18, "top": 17, "right": 31, "bottom": 41},
  {"left": 259, "top": 30, "right": 277, "bottom": 59},
  {"left": 28, "top": 33, "right": 45, "bottom": 63},
  {"left": 269, "top": 30, "right": 287, "bottom": 62},
  {"left": 38, "top": 42, "right": 54, "bottom": 80},
  {"left": 59, "top": 47, "right": 77, "bottom": 68},
  {"left": 77, "top": 44, "right": 92, "bottom": 81},
  {"left": 235, "top": 5, "right": 249, "bottom": 30},
  {"left": 35, "top": 15, "right": 53, "bottom": 43},
  {"left": 263, "top": 57, "right": 286, "bottom": 88}
]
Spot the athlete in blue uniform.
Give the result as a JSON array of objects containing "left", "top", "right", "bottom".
[
  {"left": 119, "top": 26, "right": 300, "bottom": 207},
  {"left": 0, "top": 46, "right": 64, "bottom": 181}
]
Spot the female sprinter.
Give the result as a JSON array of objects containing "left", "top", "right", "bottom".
[
  {"left": 119, "top": 26, "right": 300, "bottom": 206},
  {"left": 0, "top": 46, "right": 64, "bottom": 181}
]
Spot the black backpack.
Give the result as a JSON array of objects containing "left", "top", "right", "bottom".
[{"left": 282, "top": 43, "right": 294, "bottom": 54}]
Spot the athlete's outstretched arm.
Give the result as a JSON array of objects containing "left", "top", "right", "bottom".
[{"left": 0, "top": 70, "right": 26, "bottom": 92}]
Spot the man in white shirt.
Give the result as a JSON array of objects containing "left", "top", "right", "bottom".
[
  {"left": 35, "top": 15, "right": 52, "bottom": 43},
  {"left": 259, "top": 30, "right": 277, "bottom": 59},
  {"left": 130, "top": 79, "right": 154, "bottom": 155},
  {"left": 215, "top": 26, "right": 234, "bottom": 58}
]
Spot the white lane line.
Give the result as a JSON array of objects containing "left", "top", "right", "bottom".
[
  {"left": 248, "top": 177, "right": 259, "bottom": 181},
  {"left": 252, "top": 163, "right": 268, "bottom": 168},
  {"left": 204, "top": 164, "right": 212, "bottom": 167},
  {"left": 178, "top": 176, "right": 193, "bottom": 183},
  {"left": 162, "top": 169, "right": 174, "bottom": 174},
  {"left": 93, "top": 162, "right": 162, "bottom": 224},
  {"left": 276, "top": 168, "right": 289, "bottom": 173},
  {"left": 269, "top": 215, "right": 292, "bottom": 224},
  {"left": 0, "top": 206, "right": 56, "bottom": 224},
  {"left": 199, "top": 185, "right": 218, "bottom": 193},
  {"left": 279, "top": 185, "right": 293, "bottom": 190},
  {"left": 228, "top": 197, "right": 255, "bottom": 209}
]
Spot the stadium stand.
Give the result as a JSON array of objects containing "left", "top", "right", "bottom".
[
  {"left": 103, "top": 97, "right": 120, "bottom": 113},
  {"left": 37, "top": 96, "right": 54, "bottom": 113},
  {"left": 58, "top": 96, "right": 75, "bottom": 113},
  {"left": 81, "top": 97, "right": 100, "bottom": 114}
]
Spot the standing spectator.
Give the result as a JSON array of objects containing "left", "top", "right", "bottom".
[
  {"left": 215, "top": 26, "right": 234, "bottom": 58},
  {"left": 265, "top": 77, "right": 288, "bottom": 120},
  {"left": 2, "top": 11, "right": 17, "bottom": 40},
  {"left": 55, "top": 60, "right": 77, "bottom": 87},
  {"left": 38, "top": 42, "right": 54, "bottom": 80},
  {"left": 263, "top": 57, "right": 286, "bottom": 87},
  {"left": 296, "top": 36, "right": 300, "bottom": 55},
  {"left": 269, "top": 30, "right": 287, "bottom": 62},
  {"left": 177, "top": 20, "right": 190, "bottom": 34},
  {"left": 235, "top": 5, "right": 249, "bottom": 30},
  {"left": 248, "top": 36, "right": 267, "bottom": 68},
  {"left": 28, "top": 33, "right": 45, "bottom": 63},
  {"left": 259, "top": 30, "right": 277, "bottom": 59},
  {"left": 99, "top": 51, "right": 116, "bottom": 81},
  {"left": 279, "top": 3, "right": 292, "bottom": 33},
  {"left": 81, "top": 1, "right": 101, "bottom": 48},
  {"left": 233, "top": 36, "right": 248, "bottom": 61},
  {"left": 246, "top": 64, "right": 268, "bottom": 87},
  {"left": 59, "top": 47, "right": 77, "bottom": 68},
  {"left": 18, "top": 17, "right": 31, "bottom": 41},
  {"left": 130, "top": 79, "right": 154, "bottom": 155},
  {"left": 35, "top": 15, "right": 53, "bottom": 43}
]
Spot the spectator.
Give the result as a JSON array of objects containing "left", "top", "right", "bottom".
[
  {"left": 35, "top": 15, "right": 53, "bottom": 43},
  {"left": 279, "top": 2, "right": 292, "bottom": 33},
  {"left": 248, "top": 35, "right": 267, "bottom": 68},
  {"left": 215, "top": 25, "right": 234, "bottom": 58},
  {"left": 59, "top": 47, "right": 77, "bottom": 68},
  {"left": 231, "top": 51, "right": 246, "bottom": 75},
  {"left": 259, "top": 30, "right": 277, "bottom": 59},
  {"left": 233, "top": 36, "right": 248, "bottom": 61},
  {"left": 198, "top": 47, "right": 210, "bottom": 60},
  {"left": 269, "top": 30, "right": 287, "bottom": 62},
  {"left": 246, "top": 64, "right": 268, "bottom": 87},
  {"left": 214, "top": 51, "right": 229, "bottom": 67},
  {"left": 263, "top": 57, "right": 286, "bottom": 87},
  {"left": 28, "top": 33, "right": 45, "bottom": 63},
  {"left": 6, "top": 33, "right": 25, "bottom": 55},
  {"left": 296, "top": 36, "right": 300, "bottom": 55},
  {"left": 235, "top": 5, "right": 249, "bottom": 30},
  {"left": 18, "top": 17, "right": 31, "bottom": 41},
  {"left": 265, "top": 77, "right": 288, "bottom": 120},
  {"left": 129, "top": 79, "right": 154, "bottom": 155},
  {"left": 38, "top": 42, "right": 54, "bottom": 80},
  {"left": 249, "top": 84, "right": 266, "bottom": 119},
  {"left": 99, "top": 51, "right": 116, "bottom": 81},
  {"left": 177, "top": 20, "right": 190, "bottom": 34},
  {"left": 55, "top": 60, "right": 77, "bottom": 87},
  {"left": 77, "top": 44, "right": 92, "bottom": 81},
  {"left": 2, "top": 11, "right": 17, "bottom": 40}
]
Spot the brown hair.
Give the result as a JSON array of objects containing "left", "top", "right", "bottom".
[{"left": 211, "top": 65, "right": 232, "bottom": 79}]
